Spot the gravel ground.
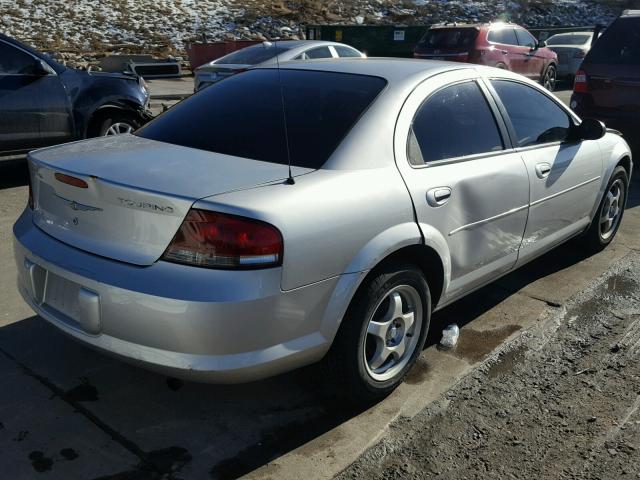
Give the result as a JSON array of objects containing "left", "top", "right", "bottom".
[{"left": 339, "top": 253, "right": 640, "bottom": 480}]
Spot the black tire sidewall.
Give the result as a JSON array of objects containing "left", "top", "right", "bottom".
[
  {"left": 337, "top": 265, "right": 431, "bottom": 399},
  {"left": 544, "top": 65, "right": 556, "bottom": 91},
  {"left": 589, "top": 166, "right": 629, "bottom": 248}
]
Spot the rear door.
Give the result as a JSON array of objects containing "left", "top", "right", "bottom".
[
  {"left": 487, "top": 78, "right": 602, "bottom": 265},
  {"left": 394, "top": 69, "right": 530, "bottom": 302},
  {"left": 487, "top": 27, "right": 521, "bottom": 71}
]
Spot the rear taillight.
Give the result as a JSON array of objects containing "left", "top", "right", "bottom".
[
  {"left": 162, "top": 209, "right": 283, "bottom": 269},
  {"left": 574, "top": 70, "right": 588, "bottom": 93}
]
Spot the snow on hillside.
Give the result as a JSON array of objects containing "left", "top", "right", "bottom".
[{"left": 0, "top": 0, "right": 627, "bottom": 67}]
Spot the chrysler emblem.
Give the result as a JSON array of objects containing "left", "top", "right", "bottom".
[{"left": 55, "top": 194, "right": 103, "bottom": 212}]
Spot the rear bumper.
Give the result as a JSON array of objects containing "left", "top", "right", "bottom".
[{"left": 13, "top": 209, "right": 343, "bottom": 383}]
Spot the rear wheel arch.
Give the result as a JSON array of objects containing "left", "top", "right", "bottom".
[
  {"left": 617, "top": 155, "right": 632, "bottom": 179},
  {"left": 366, "top": 245, "right": 445, "bottom": 309}
]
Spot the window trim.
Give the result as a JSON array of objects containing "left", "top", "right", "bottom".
[
  {"left": 0, "top": 39, "right": 57, "bottom": 76},
  {"left": 484, "top": 77, "right": 581, "bottom": 150},
  {"left": 487, "top": 27, "right": 519, "bottom": 47},
  {"left": 406, "top": 78, "right": 512, "bottom": 169},
  {"left": 302, "top": 45, "right": 334, "bottom": 60},
  {"left": 514, "top": 28, "right": 537, "bottom": 48}
]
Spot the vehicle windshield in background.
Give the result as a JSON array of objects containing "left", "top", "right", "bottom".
[
  {"left": 546, "top": 34, "right": 591, "bottom": 45},
  {"left": 137, "top": 69, "right": 387, "bottom": 169},
  {"left": 418, "top": 28, "right": 478, "bottom": 49},
  {"left": 585, "top": 18, "right": 640, "bottom": 65},
  {"left": 214, "top": 44, "right": 290, "bottom": 65}
]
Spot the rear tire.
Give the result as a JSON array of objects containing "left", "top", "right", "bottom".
[
  {"left": 542, "top": 64, "right": 557, "bottom": 91},
  {"left": 581, "top": 166, "right": 628, "bottom": 252},
  {"left": 322, "top": 263, "right": 431, "bottom": 403}
]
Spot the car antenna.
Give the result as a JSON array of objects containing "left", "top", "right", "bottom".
[{"left": 267, "top": 38, "right": 295, "bottom": 185}]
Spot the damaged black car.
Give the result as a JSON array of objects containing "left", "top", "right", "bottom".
[{"left": 0, "top": 33, "right": 152, "bottom": 161}]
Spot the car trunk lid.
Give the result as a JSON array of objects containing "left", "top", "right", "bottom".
[{"left": 28, "top": 135, "right": 310, "bottom": 266}]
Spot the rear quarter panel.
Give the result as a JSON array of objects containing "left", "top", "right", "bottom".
[{"left": 193, "top": 166, "right": 418, "bottom": 291}]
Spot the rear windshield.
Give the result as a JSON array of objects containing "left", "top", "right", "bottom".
[
  {"left": 546, "top": 33, "right": 591, "bottom": 46},
  {"left": 214, "top": 44, "right": 289, "bottom": 65},
  {"left": 137, "top": 69, "right": 386, "bottom": 169},
  {"left": 585, "top": 18, "right": 640, "bottom": 65},
  {"left": 418, "top": 28, "right": 478, "bottom": 49}
]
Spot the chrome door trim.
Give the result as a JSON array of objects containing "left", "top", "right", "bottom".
[
  {"left": 530, "top": 175, "right": 602, "bottom": 207},
  {"left": 449, "top": 204, "right": 529, "bottom": 236}
]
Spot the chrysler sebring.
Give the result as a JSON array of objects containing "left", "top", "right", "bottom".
[{"left": 14, "top": 59, "right": 632, "bottom": 401}]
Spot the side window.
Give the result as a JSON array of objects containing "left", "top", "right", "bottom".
[
  {"left": 409, "top": 81, "right": 504, "bottom": 164},
  {"left": 491, "top": 80, "right": 571, "bottom": 147},
  {"left": 488, "top": 28, "right": 518, "bottom": 46},
  {"left": 304, "top": 47, "right": 333, "bottom": 59},
  {"left": 335, "top": 46, "right": 362, "bottom": 58},
  {"left": 515, "top": 29, "right": 537, "bottom": 48},
  {"left": 0, "top": 42, "right": 38, "bottom": 75}
]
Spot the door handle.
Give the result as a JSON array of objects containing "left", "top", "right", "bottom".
[
  {"left": 426, "top": 187, "right": 452, "bottom": 207},
  {"left": 501, "top": 50, "right": 509, "bottom": 55},
  {"left": 535, "top": 163, "right": 552, "bottom": 179}
]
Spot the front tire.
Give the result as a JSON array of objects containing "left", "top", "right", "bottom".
[
  {"left": 582, "top": 166, "right": 628, "bottom": 252},
  {"left": 95, "top": 112, "right": 139, "bottom": 137},
  {"left": 322, "top": 264, "right": 431, "bottom": 402}
]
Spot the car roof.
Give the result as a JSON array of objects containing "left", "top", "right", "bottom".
[
  {"left": 548, "top": 31, "right": 592, "bottom": 36},
  {"left": 621, "top": 9, "right": 640, "bottom": 17},
  {"left": 268, "top": 40, "right": 350, "bottom": 49},
  {"left": 429, "top": 22, "right": 519, "bottom": 29},
  {"left": 267, "top": 57, "right": 467, "bottom": 86}
]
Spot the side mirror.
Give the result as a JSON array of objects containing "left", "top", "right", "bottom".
[
  {"left": 538, "top": 40, "right": 547, "bottom": 48},
  {"left": 31, "top": 59, "right": 53, "bottom": 76},
  {"left": 576, "top": 118, "right": 606, "bottom": 141}
]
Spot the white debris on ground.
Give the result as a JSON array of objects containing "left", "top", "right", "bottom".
[{"left": 0, "top": 0, "right": 623, "bottom": 68}]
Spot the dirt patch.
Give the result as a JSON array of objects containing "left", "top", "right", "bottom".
[
  {"left": 447, "top": 324, "right": 522, "bottom": 364},
  {"left": 339, "top": 257, "right": 640, "bottom": 480}
]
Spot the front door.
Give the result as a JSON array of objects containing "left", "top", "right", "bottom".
[
  {"left": 394, "top": 70, "right": 530, "bottom": 304},
  {"left": 514, "top": 28, "right": 546, "bottom": 80},
  {"left": 487, "top": 78, "right": 603, "bottom": 265},
  {"left": 0, "top": 40, "right": 44, "bottom": 155},
  {"left": 0, "top": 40, "right": 72, "bottom": 156}
]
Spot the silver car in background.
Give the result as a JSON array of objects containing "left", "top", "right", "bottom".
[
  {"left": 545, "top": 32, "right": 594, "bottom": 79},
  {"left": 14, "top": 59, "right": 632, "bottom": 401},
  {"left": 193, "top": 40, "right": 365, "bottom": 91}
]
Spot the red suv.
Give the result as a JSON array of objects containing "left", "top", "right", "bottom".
[{"left": 414, "top": 23, "right": 559, "bottom": 90}]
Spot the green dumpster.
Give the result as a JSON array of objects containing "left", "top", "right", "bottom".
[{"left": 306, "top": 25, "right": 429, "bottom": 58}]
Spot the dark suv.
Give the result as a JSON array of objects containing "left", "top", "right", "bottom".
[
  {"left": 0, "top": 34, "right": 152, "bottom": 161},
  {"left": 571, "top": 10, "right": 640, "bottom": 152},
  {"left": 414, "top": 23, "right": 558, "bottom": 90}
]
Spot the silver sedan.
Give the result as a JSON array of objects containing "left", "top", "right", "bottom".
[
  {"left": 193, "top": 40, "right": 365, "bottom": 91},
  {"left": 14, "top": 59, "right": 632, "bottom": 401}
]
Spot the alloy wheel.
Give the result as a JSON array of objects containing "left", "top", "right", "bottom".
[
  {"left": 105, "top": 122, "right": 134, "bottom": 135},
  {"left": 600, "top": 179, "right": 625, "bottom": 240},
  {"left": 544, "top": 67, "right": 556, "bottom": 91},
  {"left": 363, "top": 285, "right": 423, "bottom": 382}
]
